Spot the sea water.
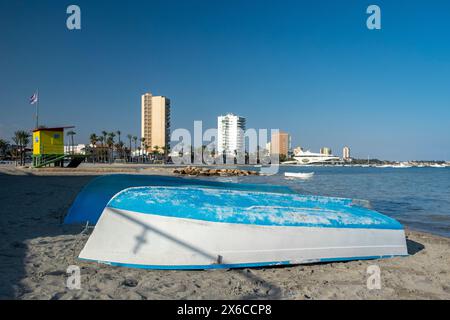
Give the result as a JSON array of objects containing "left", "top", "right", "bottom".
[
  {"left": 233, "top": 166, "right": 450, "bottom": 238},
  {"left": 65, "top": 166, "right": 450, "bottom": 238}
]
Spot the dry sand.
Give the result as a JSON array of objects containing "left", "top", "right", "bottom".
[{"left": 1, "top": 165, "right": 450, "bottom": 300}]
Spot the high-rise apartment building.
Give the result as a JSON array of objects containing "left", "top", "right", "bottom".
[
  {"left": 141, "top": 92, "right": 171, "bottom": 153},
  {"left": 217, "top": 113, "right": 246, "bottom": 156},
  {"left": 271, "top": 131, "right": 291, "bottom": 158}
]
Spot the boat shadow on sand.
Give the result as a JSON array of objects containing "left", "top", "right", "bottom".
[{"left": 406, "top": 238, "right": 425, "bottom": 255}]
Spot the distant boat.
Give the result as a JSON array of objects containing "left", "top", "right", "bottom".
[
  {"left": 391, "top": 163, "right": 412, "bottom": 168},
  {"left": 254, "top": 164, "right": 262, "bottom": 168},
  {"left": 430, "top": 164, "right": 445, "bottom": 168},
  {"left": 292, "top": 150, "right": 340, "bottom": 165},
  {"left": 284, "top": 172, "right": 315, "bottom": 179},
  {"left": 79, "top": 186, "right": 408, "bottom": 270}
]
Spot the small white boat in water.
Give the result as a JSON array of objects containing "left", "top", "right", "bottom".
[
  {"left": 284, "top": 172, "right": 315, "bottom": 179},
  {"left": 79, "top": 186, "right": 408, "bottom": 270},
  {"left": 391, "top": 163, "right": 412, "bottom": 168}
]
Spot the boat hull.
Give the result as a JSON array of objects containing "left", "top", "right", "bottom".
[{"left": 79, "top": 206, "right": 408, "bottom": 269}]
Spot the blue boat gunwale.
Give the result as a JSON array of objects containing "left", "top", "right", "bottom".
[
  {"left": 79, "top": 254, "right": 407, "bottom": 270},
  {"left": 64, "top": 174, "right": 297, "bottom": 225},
  {"left": 106, "top": 185, "right": 405, "bottom": 230}
]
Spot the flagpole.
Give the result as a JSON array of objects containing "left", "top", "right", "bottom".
[{"left": 35, "top": 89, "right": 39, "bottom": 129}]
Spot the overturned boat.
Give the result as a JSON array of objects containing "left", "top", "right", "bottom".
[{"left": 79, "top": 186, "right": 408, "bottom": 269}]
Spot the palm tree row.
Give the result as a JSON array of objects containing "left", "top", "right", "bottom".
[
  {"left": 1, "top": 129, "right": 168, "bottom": 166},
  {"left": 88, "top": 131, "right": 140, "bottom": 163}
]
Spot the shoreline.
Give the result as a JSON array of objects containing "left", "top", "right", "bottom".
[{"left": 1, "top": 166, "right": 450, "bottom": 299}]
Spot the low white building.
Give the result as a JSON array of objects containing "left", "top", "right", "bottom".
[{"left": 65, "top": 144, "right": 86, "bottom": 155}]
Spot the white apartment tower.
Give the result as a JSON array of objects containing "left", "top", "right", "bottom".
[
  {"left": 217, "top": 113, "right": 246, "bottom": 156},
  {"left": 141, "top": 92, "right": 171, "bottom": 153},
  {"left": 343, "top": 146, "right": 351, "bottom": 160}
]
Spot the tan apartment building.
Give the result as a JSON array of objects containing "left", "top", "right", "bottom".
[
  {"left": 271, "top": 131, "right": 291, "bottom": 158},
  {"left": 141, "top": 92, "right": 171, "bottom": 154}
]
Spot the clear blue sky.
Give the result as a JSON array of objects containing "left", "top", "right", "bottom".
[{"left": 1, "top": 0, "right": 449, "bottom": 160}]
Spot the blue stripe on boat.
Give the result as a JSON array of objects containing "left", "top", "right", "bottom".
[
  {"left": 79, "top": 258, "right": 292, "bottom": 270},
  {"left": 79, "top": 254, "right": 405, "bottom": 270},
  {"left": 107, "top": 186, "right": 404, "bottom": 230}
]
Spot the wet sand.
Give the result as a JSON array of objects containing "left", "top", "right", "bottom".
[{"left": 1, "top": 166, "right": 449, "bottom": 300}]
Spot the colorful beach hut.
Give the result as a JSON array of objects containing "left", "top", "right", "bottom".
[{"left": 32, "top": 126, "right": 74, "bottom": 167}]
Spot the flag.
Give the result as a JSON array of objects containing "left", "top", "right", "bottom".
[{"left": 30, "top": 92, "right": 38, "bottom": 105}]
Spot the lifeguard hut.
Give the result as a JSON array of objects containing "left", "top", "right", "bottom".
[{"left": 32, "top": 126, "right": 83, "bottom": 168}]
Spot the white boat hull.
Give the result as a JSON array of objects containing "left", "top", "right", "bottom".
[{"left": 79, "top": 206, "right": 408, "bottom": 269}]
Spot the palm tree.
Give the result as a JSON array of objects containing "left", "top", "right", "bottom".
[
  {"left": 106, "top": 136, "right": 114, "bottom": 147},
  {"left": 143, "top": 144, "right": 148, "bottom": 162},
  {"left": 132, "top": 136, "right": 138, "bottom": 162},
  {"left": 20, "top": 131, "right": 31, "bottom": 165},
  {"left": 66, "top": 130, "right": 76, "bottom": 155},
  {"left": 12, "top": 131, "right": 31, "bottom": 166},
  {"left": 101, "top": 131, "right": 108, "bottom": 144},
  {"left": 153, "top": 145, "right": 160, "bottom": 160},
  {"left": 89, "top": 133, "right": 98, "bottom": 147},
  {"left": 89, "top": 134, "right": 98, "bottom": 162},
  {"left": 115, "top": 132, "right": 123, "bottom": 159},
  {"left": 97, "top": 136, "right": 104, "bottom": 162},
  {"left": 0, "top": 139, "right": 8, "bottom": 160},
  {"left": 100, "top": 131, "right": 107, "bottom": 162},
  {"left": 116, "top": 141, "right": 125, "bottom": 159},
  {"left": 137, "top": 146, "right": 141, "bottom": 162},
  {"left": 126, "top": 134, "right": 132, "bottom": 162},
  {"left": 140, "top": 137, "right": 146, "bottom": 160},
  {"left": 108, "top": 132, "right": 116, "bottom": 143},
  {"left": 161, "top": 146, "right": 167, "bottom": 163},
  {"left": 107, "top": 132, "right": 115, "bottom": 163}
]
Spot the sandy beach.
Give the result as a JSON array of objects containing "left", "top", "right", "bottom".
[{"left": 1, "top": 165, "right": 449, "bottom": 300}]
